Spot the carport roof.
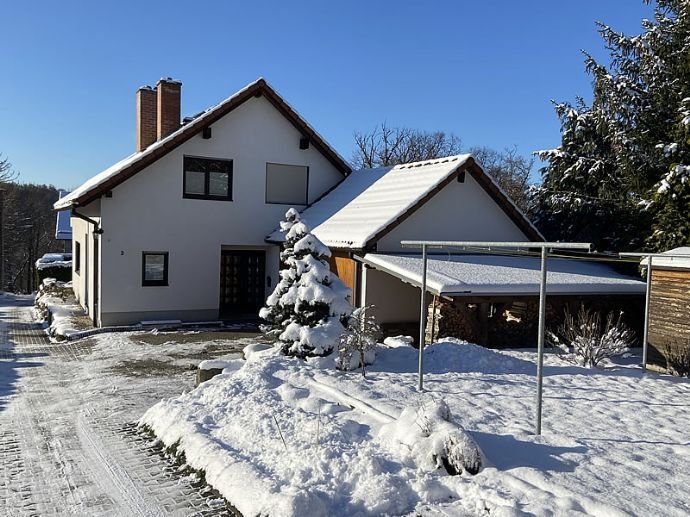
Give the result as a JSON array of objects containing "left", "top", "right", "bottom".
[{"left": 360, "top": 253, "right": 646, "bottom": 296}]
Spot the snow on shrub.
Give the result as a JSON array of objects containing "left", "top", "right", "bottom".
[
  {"left": 337, "top": 305, "right": 380, "bottom": 375},
  {"left": 547, "top": 304, "right": 635, "bottom": 367},
  {"left": 260, "top": 209, "right": 352, "bottom": 358},
  {"left": 377, "top": 398, "right": 482, "bottom": 476}
]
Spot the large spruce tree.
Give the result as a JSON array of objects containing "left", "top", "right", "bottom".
[{"left": 535, "top": 0, "right": 690, "bottom": 251}]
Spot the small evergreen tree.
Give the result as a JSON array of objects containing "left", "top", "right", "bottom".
[
  {"left": 259, "top": 208, "right": 300, "bottom": 337},
  {"left": 337, "top": 305, "right": 381, "bottom": 376},
  {"left": 260, "top": 209, "right": 352, "bottom": 358}
]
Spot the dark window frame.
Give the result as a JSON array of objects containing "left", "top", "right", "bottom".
[
  {"left": 74, "top": 242, "right": 81, "bottom": 274},
  {"left": 142, "top": 252, "right": 169, "bottom": 287},
  {"left": 264, "top": 162, "right": 310, "bottom": 205},
  {"left": 183, "top": 155, "right": 233, "bottom": 201}
]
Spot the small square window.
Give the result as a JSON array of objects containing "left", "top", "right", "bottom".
[
  {"left": 142, "top": 252, "right": 169, "bottom": 286},
  {"left": 265, "top": 163, "right": 309, "bottom": 205},
  {"left": 183, "top": 156, "right": 233, "bottom": 200}
]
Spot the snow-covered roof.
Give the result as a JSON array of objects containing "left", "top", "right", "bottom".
[
  {"left": 641, "top": 247, "right": 690, "bottom": 270},
  {"left": 55, "top": 190, "right": 72, "bottom": 240},
  {"left": 361, "top": 253, "right": 646, "bottom": 296},
  {"left": 266, "top": 155, "right": 542, "bottom": 249},
  {"left": 55, "top": 78, "right": 350, "bottom": 210}
]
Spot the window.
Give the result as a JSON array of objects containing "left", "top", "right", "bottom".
[
  {"left": 142, "top": 252, "right": 169, "bottom": 286},
  {"left": 74, "top": 242, "right": 81, "bottom": 274},
  {"left": 183, "top": 156, "right": 233, "bottom": 200},
  {"left": 265, "top": 163, "right": 309, "bottom": 205}
]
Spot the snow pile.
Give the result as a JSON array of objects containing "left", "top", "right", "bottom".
[
  {"left": 377, "top": 399, "right": 482, "bottom": 475},
  {"left": 197, "top": 358, "right": 243, "bottom": 371},
  {"left": 141, "top": 338, "right": 690, "bottom": 516},
  {"left": 142, "top": 349, "right": 430, "bottom": 516},
  {"left": 383, "top": 335, "right": 414, "bottom": 348},
  {"left": 34, "top": 279, "right": 87, "bottom": 340}
]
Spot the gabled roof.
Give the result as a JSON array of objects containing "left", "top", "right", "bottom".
[
  {"left": 266, "top": 154, "right": 543, "bottom": 249},
  {"left": 55, "top": 78, "right": 351, "bottom": 210}
]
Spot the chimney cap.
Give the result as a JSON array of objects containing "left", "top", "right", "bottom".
[
  {"left": 157, "top": 77, "right": 182, "bottom": 85},
  {"left": 137, "top": 85, "right": 155, "bottom": 91}
]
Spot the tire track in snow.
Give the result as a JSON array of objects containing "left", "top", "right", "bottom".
[{"left": 77, "top": 407, "right": 164, "bottom": 516}]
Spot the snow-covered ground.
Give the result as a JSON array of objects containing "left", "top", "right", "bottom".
[
  {"left": 0, "top": 294, "right": 259, "bottom": 516},
  {"left": 142, "top": 338, "right": 690, "bottom": 517}
]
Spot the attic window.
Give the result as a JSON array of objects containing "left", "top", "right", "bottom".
[
  {"left": 183, "top": 156, "right": 233, "bottom": 201},
  {"left": 265, "top": 163, "right": 309, "bottom": 205}
]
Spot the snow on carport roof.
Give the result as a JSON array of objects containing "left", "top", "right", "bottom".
[
  {"left": 361, "top": 253, "right": 646, "bottom": 296},
  {"left": 641, "top": 247, "right": 690, "bottom": 270}
]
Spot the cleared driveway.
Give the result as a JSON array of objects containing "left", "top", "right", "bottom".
[{"left": 0, "top": 294, "right": 254, "bottom": 516}]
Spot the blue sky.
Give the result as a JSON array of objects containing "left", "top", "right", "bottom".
[{"left": 1, "top": 1, "right": 654, "bottom": 189}]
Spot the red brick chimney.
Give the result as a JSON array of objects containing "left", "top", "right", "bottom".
[
  {"left": 136, "top": 86, "right": 157, "bottom": 152},
  {"left": 156, "top": 78, "right": 182, "bottom": 141}
]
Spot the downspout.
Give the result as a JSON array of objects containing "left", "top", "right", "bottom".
[{"left": 71, "top": 208, "right": 103, "bottom": 326}]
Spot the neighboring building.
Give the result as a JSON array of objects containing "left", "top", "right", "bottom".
[
  {"left": 56, "top": 77, "right": 645, "bottom": 334},
  {"left": 645, "top": 248, "right": 690, "bottom": 371},
  {"left": 55, "top": 190, "right": 73, "bottom": 252}
]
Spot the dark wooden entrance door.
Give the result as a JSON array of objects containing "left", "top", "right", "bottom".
[{"left": 219, "top": 250, "right": 266, "bottom": 319}]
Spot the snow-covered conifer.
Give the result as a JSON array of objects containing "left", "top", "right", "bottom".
[
  {"left": 535, "top": 1, "right": 690, "bottom": 250},
  {"left": 259, "top": 208, "right": 300, "bottom": 337}
]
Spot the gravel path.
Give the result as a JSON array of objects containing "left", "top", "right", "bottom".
[{"left": 0, "top": 294, "right": 251, "bottom": 516}]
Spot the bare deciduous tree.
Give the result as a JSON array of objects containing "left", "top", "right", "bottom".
[
  {"left": 352, "top": 123, "right": 463, "bottom": 169},
  {"left": 469, "top": 146, "right": 533, "bottom": 212},
  {"left": 352, "top": 125, "right": 534, "bottom": 212},
  {"left": 0, "top": 154, "right": 18, "bottom": 183}
]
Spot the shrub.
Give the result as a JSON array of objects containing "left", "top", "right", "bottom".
[
  {"left": 663, "top": 340, "right": 690, "bottom": 377},
  {"left": 337, "top": 305, "right": 381, "bottom": 376},
  {"left": 547, "top": 304, "right": 635, "bottom": 367}
]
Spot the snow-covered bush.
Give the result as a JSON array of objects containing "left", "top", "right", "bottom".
[
  {"left": 260, "top": 209, "right": 352, "bottom": 358},
  {"left": 663, "top": 341, "right": 690, "bottom": 377},
  {"left": 378, "top": 398, "right": 482, "bottom": 476},
  {"left": 547, "top": 305, "right": 635, "bottom": 367},
  {"left": 337, "top": 305, "right": 380, "bottom": 376}
]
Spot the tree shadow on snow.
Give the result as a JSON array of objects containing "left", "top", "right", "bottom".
[
  {"left": 471, "top": 431, "right": 587, "bottom": 472},
  {"left": 0, "top": 354, "right": 44, "bottom": 413},
  {"left": 373, "top": 342, "right": 536, "bottom": 376}
]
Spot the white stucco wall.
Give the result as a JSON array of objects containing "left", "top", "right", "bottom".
[
  {"left": 376, "top": 174, "right": 529, "bottom": 253},
  {"left": 362, "top": 267, "right": 420, "bottom": 324},
  {"left": 70, "top": 212, "right": 101, "bottom": 321},
  {"left": 97, "top": 95, "right": 344, "bottom": 324}
]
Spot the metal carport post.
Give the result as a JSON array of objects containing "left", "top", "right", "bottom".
[{"left": 400, "top": 240, "right": 591, "bottom": 436}]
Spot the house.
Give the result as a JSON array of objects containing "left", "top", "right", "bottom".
[
  {"left": 56, "top": 77, "right": 645, "bottom": 335},
  {"left": 643, "top": 247, "right": 690, "bottom": 371},
  {"left": 55, "top": 78, "right": 349, "bottom": 326}
]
